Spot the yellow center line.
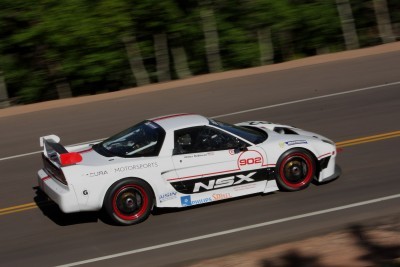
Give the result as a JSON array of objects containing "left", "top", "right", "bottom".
[
  {"left": 0, "top": 205, "right": 38, "bottom": 215},
  {"left": 0, "top": 201, "right": 52, "bottom": 215},
  {"left": 336, "top": 131, "right": 400, "bottom": 147},
  {"left": 1, "top": 130, "right": 399, "bottom": 216},
  {"left": 0, "top": 202, "right": 37, "bottom": 213},
  {"left": 337, "top": 135, "right": 400, "bottom": 148}
]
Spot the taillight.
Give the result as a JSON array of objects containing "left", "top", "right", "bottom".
[{"left": 60, "top": 152, "right": 82, "bottom": 166}]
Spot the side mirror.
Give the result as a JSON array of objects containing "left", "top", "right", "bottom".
[{"left": 234, "top": 145, "right": 248, "bottom": 154}]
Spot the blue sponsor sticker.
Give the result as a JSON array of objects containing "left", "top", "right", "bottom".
[
  {"left": 181, "top": 196, "right": 192, "bottom": 207},
  {"left": 285, "top": 140, "right": 308, "bottom": 146},
  {"left": 180, "top": 196, "right": 212, "bottom": 207}
]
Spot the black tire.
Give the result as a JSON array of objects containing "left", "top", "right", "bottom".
[
  {"left": 276, "top": 148, "right": 316, "bottom": 191},
  {"left": 104, "top": 178, "right": 154, "bottom": 225}
]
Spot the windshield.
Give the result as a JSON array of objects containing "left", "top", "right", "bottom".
[
  {"left": 93, "top": 121, "right": 165, "bottom": 158},
  {"left": 209, "top": 119, "right": 267, "bottom": 144}
]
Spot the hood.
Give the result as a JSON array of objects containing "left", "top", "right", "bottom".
[{"left": 236, "top": 121, "right": 335, "bottom": 145}]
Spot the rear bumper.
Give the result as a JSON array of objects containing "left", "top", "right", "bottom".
[{"left": 37, "top": 169, "right": 80, "bottom": 213}]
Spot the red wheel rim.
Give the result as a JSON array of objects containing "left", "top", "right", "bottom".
[
  {"left": 112, "top": 184, "right": 148, "bottom": 221},
  {"left": 279, "top": 153, "right": 313, "bottom": 188}
]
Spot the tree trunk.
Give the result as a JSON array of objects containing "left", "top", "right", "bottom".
[
  {"left": 0, "top": 71, "right": 10, "bottom": 108},
  {"left": 36, "top": 45, "right": 72, "bottom": 99},
  {"left": 123, "top": 35, "right": 150, "bottom": 86},
  {"left": 47, "top": 61, "right": 72, "bottom": 99},
  {"left": 171, "top": 46, "right": 192, "bottom": 79},
  {"left": 200, "top": 0, "right": 222, "bottom": 73},
  {"left": 257, "top": 27, "right": 274, "bottom": 65},
  {"left": 154, "top": 33, "right": 171, "bottom": 82},
  {"left": 373, "top": 0, "right": 395, "bottom": 43},
  {"left": 280, "top": 31, "right": 295, "bottom": 61},
  {"left": 55, "top": 79, "right": 72, "bottom": 99},
  {"left": 335, "top": 0, "right": 360, "bottom": 50},
  {"left": 317, "top": 47, "right": 331, "bottom": 55}
]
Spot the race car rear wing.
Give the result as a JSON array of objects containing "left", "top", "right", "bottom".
[{"left": 40, "top": 135, "right": 82, "bottom": 166}]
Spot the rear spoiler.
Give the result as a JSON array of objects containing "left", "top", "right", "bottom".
[{"left": 40, "top": 135, "right": 82, "bottom": 166}]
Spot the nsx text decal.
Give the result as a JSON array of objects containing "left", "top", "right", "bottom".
[
  {"left": 285, "top": 140, "right": 308, "bottom": 146},
  {"left": 193, "top": 172, "right": 256, "bottom": 193},
  {"left": 171, "top": 169, "right": 267, "bottom": 194}
]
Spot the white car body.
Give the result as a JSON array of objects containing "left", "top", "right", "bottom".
[{"left": 37, "top": 114, "right": 340, "bottom": 223}]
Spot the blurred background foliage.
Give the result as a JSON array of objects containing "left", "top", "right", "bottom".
[{"left": 0, "top": 0, "right": 398, "bottom": 104}]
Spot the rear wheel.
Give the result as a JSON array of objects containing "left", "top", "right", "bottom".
[
  {"left": 276, "top": 149, "right": 315, "bottom": 191},
  {"left": 104, "top": 178, "right": 153, "bottom": 225}
]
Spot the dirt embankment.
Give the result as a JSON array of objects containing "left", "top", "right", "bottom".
[{"left": 187, "top": 215, "right": 400, "bottom": 267}]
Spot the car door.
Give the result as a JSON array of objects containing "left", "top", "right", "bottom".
[{"left": 169, "top": 126, "right": 268, "bottom": 195}]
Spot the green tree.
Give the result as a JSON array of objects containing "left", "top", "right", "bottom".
[
  {"left": 0, "top": 0, "right": 50, "bottom": 102},
  {"left": 0, "top": 0, "right": 393, "bottom": 105}
]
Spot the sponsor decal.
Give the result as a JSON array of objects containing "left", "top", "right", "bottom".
[
  {"left": 285, "top": 140, "right": 308, "bottom": 146},
  {"left": 159, "top": 191, "right": 177, "bottom": 203},
  {"left": 180, "top": 195, "right": 212, "bottom": 207},
  {"left": 233, "top": 183, "right": 257, "bottom": 191},
  {"left": 183, "top": 152, "right": 214, "bottom": 159},
  {"left": 212, "top": 193, "right": 232, "bottom": 201},
  {"left": 114, "top": 162, "right": 158, "bottom": 172},
  {"left": 85, "top": 170, "right": 108, "bottom": 177}
]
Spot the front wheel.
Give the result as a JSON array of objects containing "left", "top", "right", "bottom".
[
  {"left": 276, "top": 149, "right": 316, "bottom": 191},
  {"left": 104, "top": 178, "right": 154, "bottom": 225}
]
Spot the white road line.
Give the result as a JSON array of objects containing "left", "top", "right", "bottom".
[
  {"left": 57, "top": 193, "right": 400, "bottom": 267},
  {"left": 0, "top": 138, "right": 104, "bottom": 162},
  {"left": 0, "top": 151, "right": 41, "bottom": 161},
  {"left": 212, "top": 81, "right": 400, "bottom": 118},
  {"left": 1, "top": 81, "right": 399, "bottom": 162}
]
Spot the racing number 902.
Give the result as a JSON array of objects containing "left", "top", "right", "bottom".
[{"left": 239, "top": 157, "right": 262, "bottom": 166}]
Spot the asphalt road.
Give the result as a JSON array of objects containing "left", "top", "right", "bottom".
[{"left": 0, "top": 48, "right": 399, "bottom": 267}]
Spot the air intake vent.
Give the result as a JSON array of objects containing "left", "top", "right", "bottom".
[{"left": 274, "top": 127, "right": 298, "bottom": 135}]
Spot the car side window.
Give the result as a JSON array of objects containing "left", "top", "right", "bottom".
[{"left": 174, "top": 126, "right": 246, "bottom": 155}]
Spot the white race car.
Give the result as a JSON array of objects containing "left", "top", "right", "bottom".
[{"left": 38, "top": 114, "right": 340, "bottom": 225}]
